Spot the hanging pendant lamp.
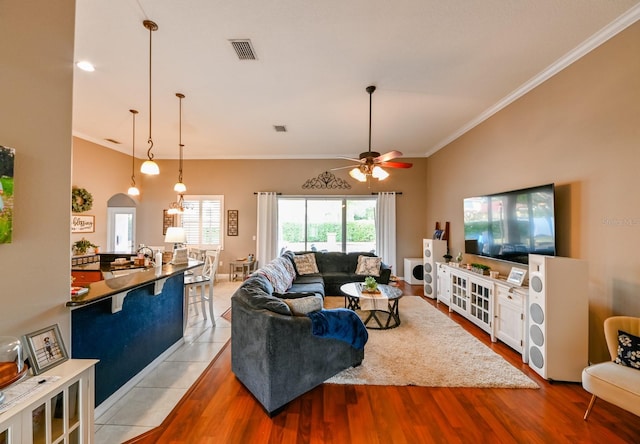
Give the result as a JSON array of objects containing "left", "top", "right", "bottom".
[
  {"left": 127, "top": 109, "right": 141, "bottom": 196},
  {"left": 173, "top": 93, "right": 186, "bottom": 193},
  {"left": 140, "top": 19, "right": 160, "bottom": 175}
]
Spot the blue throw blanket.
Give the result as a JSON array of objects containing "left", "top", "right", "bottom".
[{"left": 307, "top": 308, "right": 368, "bottom": 350}]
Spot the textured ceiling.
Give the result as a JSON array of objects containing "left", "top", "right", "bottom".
[{"left": 72, "top": 0, "right": 640, "bottom": 160}]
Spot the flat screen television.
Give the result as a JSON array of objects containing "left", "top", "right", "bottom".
[{"left": 463, "top": 184, "right": 556, "bottom": 265}]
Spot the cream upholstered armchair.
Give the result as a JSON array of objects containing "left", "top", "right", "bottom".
[{"left": 582, "top": 316, "right": 640, "bottom": 420}]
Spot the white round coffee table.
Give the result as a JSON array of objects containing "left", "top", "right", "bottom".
[{"left": 340, "top": 282, "right": 403, "bottom": 329}]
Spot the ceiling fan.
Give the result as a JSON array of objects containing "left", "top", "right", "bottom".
[{"left": 334, "top": 85, "right": 412, "bottom": 182}]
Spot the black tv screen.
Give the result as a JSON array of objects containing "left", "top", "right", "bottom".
[{"left": 463, "top": 184, "right": 556, "bottom": 265}]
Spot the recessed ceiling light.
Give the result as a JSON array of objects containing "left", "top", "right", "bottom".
[{"left": 76, "top": 61, "right": 95, "bottom": 72}]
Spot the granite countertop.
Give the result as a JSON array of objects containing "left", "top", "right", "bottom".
[{"left": 67, "top": 259, "right": 201, "bottom": 307}]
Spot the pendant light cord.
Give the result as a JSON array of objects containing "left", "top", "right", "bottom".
[
  {"left": 131, "top": 110, "right": 137, "bottom": 184},
  {"left": 369, "top": 90, "right": 372, "bottom": 153},
  {"left": 146, "top": 21, "right": 155, "bottom": 160},
  {"left": 178, "top": 93, "right": 184, "bottom": 182}
]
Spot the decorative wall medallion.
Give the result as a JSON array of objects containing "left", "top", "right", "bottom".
[{"left": 302, "top": 171, "right": 351, "bottom": 190}]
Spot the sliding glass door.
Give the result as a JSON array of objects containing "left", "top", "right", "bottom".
[{"left": 278, "top": 197, "right": 376, "bottom": 253}]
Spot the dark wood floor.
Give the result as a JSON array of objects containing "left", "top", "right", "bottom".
[{"left": 127, "top": 282, "right": 640, "bottom": 444}]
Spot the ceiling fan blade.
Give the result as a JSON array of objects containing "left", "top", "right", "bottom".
[
  {"left": 331, "top": 165, "right": 359, "bottom": 171},
  {"left": 379, "top": 161, "right": 413, "bottom": 169},
  {"left": 375, "top": 150, "right": 403, "bottom": 163},
  {"left": 337, "top": 156, "right": 365, "bottom": 163}
]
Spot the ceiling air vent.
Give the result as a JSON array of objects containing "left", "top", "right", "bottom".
[
  {"left": 230, "top": 39, "right": 257, "bottom": 60},
  {"left": 274, "top": 125, "right": 287, "bottom": 132},
  {"left": 105, "top": 138, "right": 121, "bottom": 144}
]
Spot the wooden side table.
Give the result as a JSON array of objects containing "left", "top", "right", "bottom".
[{"left": 229, "top": 260, "right": 256, "bottom": 281}]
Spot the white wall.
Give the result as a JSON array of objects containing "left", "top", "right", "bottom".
[{"left": 0, "top": 1, "right": 76, "bottom": 345}]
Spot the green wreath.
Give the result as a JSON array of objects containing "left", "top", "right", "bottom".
[{"left": 72, "top": 187, "right": 93, "bottom": 213}]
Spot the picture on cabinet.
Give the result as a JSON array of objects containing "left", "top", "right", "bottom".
[
  {"left": 23, "top": 324, "right": 68, "bottom": 375},
  {"left": 507, "top": 267, "right": 527, "bottom": 286},
  {"left": 0, "top": 145, "right": 15, "bottom": 244}
]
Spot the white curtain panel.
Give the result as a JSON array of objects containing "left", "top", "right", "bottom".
[
  {"left": 256, "top": 192, "right": 278, "bottom": 268},
  {"left": 375, "top": 192, "right": 397, "bottom": 273}
]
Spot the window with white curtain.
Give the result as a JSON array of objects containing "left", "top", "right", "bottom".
[{"left": 179, "top": 195, "right": 224, "bottom": 248}]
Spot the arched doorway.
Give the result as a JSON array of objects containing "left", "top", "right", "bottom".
[{"left": 107, "top": 193, "right": 137, "bottom": 253}]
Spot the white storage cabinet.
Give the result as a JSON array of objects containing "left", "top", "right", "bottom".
[{"left": 0, "top": 359, "right": 97, "bottom": 444}]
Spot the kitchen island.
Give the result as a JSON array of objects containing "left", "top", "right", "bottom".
[{"left": 67, "top": 260, "right": 200, "bottom": 413}]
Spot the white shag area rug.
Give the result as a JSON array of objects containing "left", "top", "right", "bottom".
[{"left": 324, "top": 296, "right": 538, "bottom": 389}]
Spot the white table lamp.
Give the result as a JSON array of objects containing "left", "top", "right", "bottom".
[{"left": 164, "top": 227, "right": 186, "bottom": 250}]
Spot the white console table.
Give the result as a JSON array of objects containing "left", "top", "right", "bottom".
[
  {"left": 437, "top": 263, "right": 528, "bottom": 358},
  {"left": 0, "top": 359, "right": 97, "bottom": 444}
]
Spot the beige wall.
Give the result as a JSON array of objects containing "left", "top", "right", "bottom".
[
  {"left": 71, "top": 144, "right": 429, "bottom": 276},
  {"left": 72, "top": 137, "right": 138, "bottom": 250},
  {"left": 427, "top": 21, "right": 640, "bottom": 362},
  {"left": 0, "top": 2, "right": 76, "bottom": 343}
]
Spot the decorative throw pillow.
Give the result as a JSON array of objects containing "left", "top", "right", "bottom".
[
  {"left": 283, "top": 295, "right": 323, "bottom": 316},
  {"left": 355, "top": 255, "right": 381, "bottom": 277},
  {"left": 615, "top": 330, "right": 640, "bottom": 369},
  {"left": 293, "top": 253, "right": 319, "bottom": 275},
  {"left": 256, "top": 257, "right": 295, "bottom": 294}
]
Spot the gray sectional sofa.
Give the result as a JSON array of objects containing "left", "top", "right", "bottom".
[
  {"left": 231, "top": 251, "right": 388, "bottom": 415},
  {"left": 283, "top": 250, "right": 392, "bottom": 295}
]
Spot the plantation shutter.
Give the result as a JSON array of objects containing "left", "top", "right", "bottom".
[{"left": 181, "top": 195, "right": 223, "bottom": 247}]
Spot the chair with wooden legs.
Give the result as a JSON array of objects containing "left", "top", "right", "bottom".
[{"left": 582, "top": 316, "right": 640, "bottom": 419}]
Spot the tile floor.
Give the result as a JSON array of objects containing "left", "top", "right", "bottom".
[{"left": 94, "top": 280, "right": 239, "bottom": 444}]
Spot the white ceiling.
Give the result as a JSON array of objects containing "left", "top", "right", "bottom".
[{"left": 72, "top": 0, "right": 640, "bottom": 161}]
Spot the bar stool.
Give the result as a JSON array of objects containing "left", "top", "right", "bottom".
[{"left": 184, "top": 250, "right": 218, "bottom": 324}]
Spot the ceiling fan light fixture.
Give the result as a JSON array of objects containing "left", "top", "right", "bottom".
[
  {"left": 372, "top": 166, "right": 389, "bottom": 180},
  {"left": 349, "top": 167, "right": 367, "bottom": 182}
]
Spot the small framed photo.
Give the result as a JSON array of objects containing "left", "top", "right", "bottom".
[
  {"left": 163, "top": 210, "right": 176, "bottom": 235},
  {"left": 507, "top": 267, "right": 527, "bottom": 286},
  {"left": 23, "top": 324, "right": 69, "bottom": 375}
]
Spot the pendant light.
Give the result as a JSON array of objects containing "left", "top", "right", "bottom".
[
  {"left": 167, "top": 194, "right": 184, "bottom": 215},
  {"left": 127, "top": 109, "right": 140, "bottom": 196},
  {"left": 173, "top": 93, "right": 186, "bottom": 193},
  {"left": 140, "top": 19, "right": 160, "bottom": 175}
]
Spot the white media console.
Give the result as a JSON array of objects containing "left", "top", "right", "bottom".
[{"left": 435, "top": 254, "right": 588, "bottom": 381}]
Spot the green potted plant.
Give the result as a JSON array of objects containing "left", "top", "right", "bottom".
[
  {"left": 471, "top": 263, "right": 491, "bottom": 275},
  {"left": 72, "top": 238, "right": 98, "bottom": 255},
  {"left": 363, "top": 276, "right": 378, "bottom": 292}
]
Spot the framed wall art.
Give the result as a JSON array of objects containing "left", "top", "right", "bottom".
[
  {"left": 227, "top": 210, "right": 238, "bottom": 236},
  {"left": 163, "top": 210, "right": 176, "bottom": 235},
  {"left": 0, "top": 145, "right": 15, "bottom": 244},
  {"left": 71, "top": 215, "right": 95, "bottom": 233},
  {"left": 23, "top": 324, "right": 69, "bottom": 375}
]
